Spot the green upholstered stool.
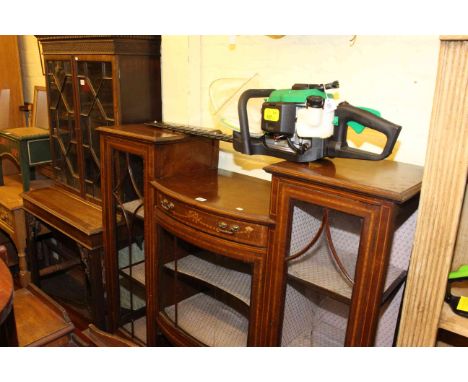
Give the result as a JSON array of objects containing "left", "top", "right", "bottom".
[{"left": 0, "top": 127, "right": 51, "bottom": 191}]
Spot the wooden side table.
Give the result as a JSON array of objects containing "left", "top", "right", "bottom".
[
  {"left": 22, "top": 185, "right": 105, "bottom": 328},
  {"left": 0, "top": 127, "right": 51, "bottom": 192},
  {"left": 264, "top": 158, "right": 423, "bottom": 346}
]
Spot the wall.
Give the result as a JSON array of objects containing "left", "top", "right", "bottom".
[
  {"left": 162, "top": 35, "right": 440, "bottom": 179},
  {"left": 17, "top": 35, "right": 45, "bottom": 103},
  {"left": 18, "top": 35, "right": 440, "bottom": 179}
]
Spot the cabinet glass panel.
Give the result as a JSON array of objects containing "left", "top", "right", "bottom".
[
  {"left": 77, "top": 61, "right": 114, "bottom": 200},
  {"left": 281, "top": 201, "right": 406, "bottom": 346},
  {"left": 111, "top": 150, "right": 146, "bottom": 344},
  {"left": 281, "top": 201, "right": 359, "bottom": 346},
  {"left": 157, "top": 228, "right": 253, "bottom": 346},
  {"left": 46, "top": 60, "right": 79, "bottom": 190}
]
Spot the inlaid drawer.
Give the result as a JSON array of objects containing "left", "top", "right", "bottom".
[{"left": 155, "top": 192, "right": 269, "bottom": 248}]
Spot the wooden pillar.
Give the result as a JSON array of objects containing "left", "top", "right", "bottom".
[{"left": 397, "top": 37, "right": 468, "bottom": 346}]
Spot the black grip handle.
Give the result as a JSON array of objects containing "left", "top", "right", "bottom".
[
  {"left": 330, "top": 102, "right": 402, "bottom": 160},
  {"left": 238, "top": 89, "right": 275, "bottom": 155}
]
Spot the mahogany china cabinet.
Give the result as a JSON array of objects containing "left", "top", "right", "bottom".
[
  {"left": 98, "top": 124, "right": 219, "bottom": 344},
  {"left": 98, "top": 121, "right": 422, "bottom": 346},
  {"left": 264, "top": 159, "right": 422, "bottom": 346},
  {"left": 37, "top": 35, "right": 162, "bottom": 202}
]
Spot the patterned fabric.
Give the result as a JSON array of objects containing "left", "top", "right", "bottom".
[
  {"left": 165, "top": 293, "right": 248, "bottom": 347},
  {"left": 282, "top": 202, "right": 418, "bottom": 346}
]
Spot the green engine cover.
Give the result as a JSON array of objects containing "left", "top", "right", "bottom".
[{"left": 267, "top": 88, "right": 327, "bottom": 103}]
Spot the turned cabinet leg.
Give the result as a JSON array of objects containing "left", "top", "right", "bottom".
[{"left": 14, "top": 209, "right": 30, "bottom": 287}]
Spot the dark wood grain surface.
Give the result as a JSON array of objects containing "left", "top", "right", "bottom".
[
  {"left": 22, "top": 186, "right": 102, "bottom": 236},
  {"left": 14, "top": 285, "right": 74, "bottom": 346},
  {"left": 151, "top": 169, "right": 273, "bottom": 224},
  {"left": 97, "top": 124, "right": 186, "bottom": 144},
  {"left": 265, "top": 158, "right": 423, "bottom": 203}
]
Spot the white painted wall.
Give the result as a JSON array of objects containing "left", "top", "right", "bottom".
[
  {"left": 17, "top": 35, "right": 45, "bottom": 103},
  {"left": 18, "top": 35, "right": 440, "bottom": 178},
  {"left": 162, "top": 35, "right": 440, "bottom": 179}
]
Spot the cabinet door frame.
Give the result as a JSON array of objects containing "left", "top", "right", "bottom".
[
  {"left": 74, "top": 54, "right": 119, "bottom": 203},
  {"left": 267, "top": 177, "right": 397, "bottom": 346},
  {"left": 100, "top": 134, "right": 153, "bottom": 342},
  {"left": 44, "top": 55, "right": 82, "bottom": 196}
]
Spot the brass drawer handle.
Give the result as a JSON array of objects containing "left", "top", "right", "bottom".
[
  {"left": 217, "top": 221, "right": 240, "bottom": 235},
  {"left": 160, "top": 198, "right": 175, "bottom": 211}
]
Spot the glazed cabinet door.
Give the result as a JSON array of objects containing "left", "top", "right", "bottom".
[
  {"left": 155, "top": 225, "right": 261, "bottom": 346},
  {"left": 45, "top": 56, "right": 116, "bottom": 201},
  {"left": 271, "top": 182, "right": 416, "bottom": 346},
  {"left": 76, "top": 59, "right": 115, "bottom": 201},
  {"left": 45, "top": 59, "right": 80, "bottom": 192},
  {"left": 102, "top": 143, "right": 147, "bottom": 345}
]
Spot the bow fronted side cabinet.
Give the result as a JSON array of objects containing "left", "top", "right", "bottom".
[{"left": 263, "top": 158, "right": 423, "bottom": 346}]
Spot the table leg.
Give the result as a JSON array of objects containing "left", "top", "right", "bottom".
[
  {"left": 25, "top": 213, "right": 41, "bottom": 286},
  {"left": 78, "top": 245, "right": 106, "bottom": 330},
  {"left": 13, "top": 209, "right": 29, "bottom": 287}
]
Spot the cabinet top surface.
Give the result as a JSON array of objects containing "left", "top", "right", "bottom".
[
  {"left": 97, "top": 124, "right": 187, "bottom": 144},
  {"left": 152, "top": 169, "right": 273, "bottom": 225},
  {"left": 36, "top": 35, "right": 160, "bottom": 41},
  {"left": 0, "top": 127, "right": 49, "bottom": 141},
  {"left": 22, "top": 186, "right": 103, "bottom": 235},
  {"left": 265, "top": 158, "right": 423, "bottom": 203},
  {"left": 37, "top": 35, "right": 161, "bottom": 56}
]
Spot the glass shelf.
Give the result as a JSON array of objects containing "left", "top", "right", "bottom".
[
  {"left": 122, "top": 199, "right": 144, "bottom": 219},
  {"left": 120, "top": 261, "right": 145, "bottom": 286}
]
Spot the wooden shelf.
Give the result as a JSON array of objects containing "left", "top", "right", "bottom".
[
  {"left": 120, "top": 261, "right": 145, "bottom": 286},
  {"left": 164, "top": 293, "right": 248, "bottom": 347},
  {"left": 164, "top": 255, "right": 251, "bottom": 305},
  {"left": 288, "top": 242, "right": 405, "bottom": 304},
  {"left": 439, "top": 302, "right": 468, "bottom": 338},
  {"left": 121, "top": 199, "right": 144, "bottom": 219}
]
